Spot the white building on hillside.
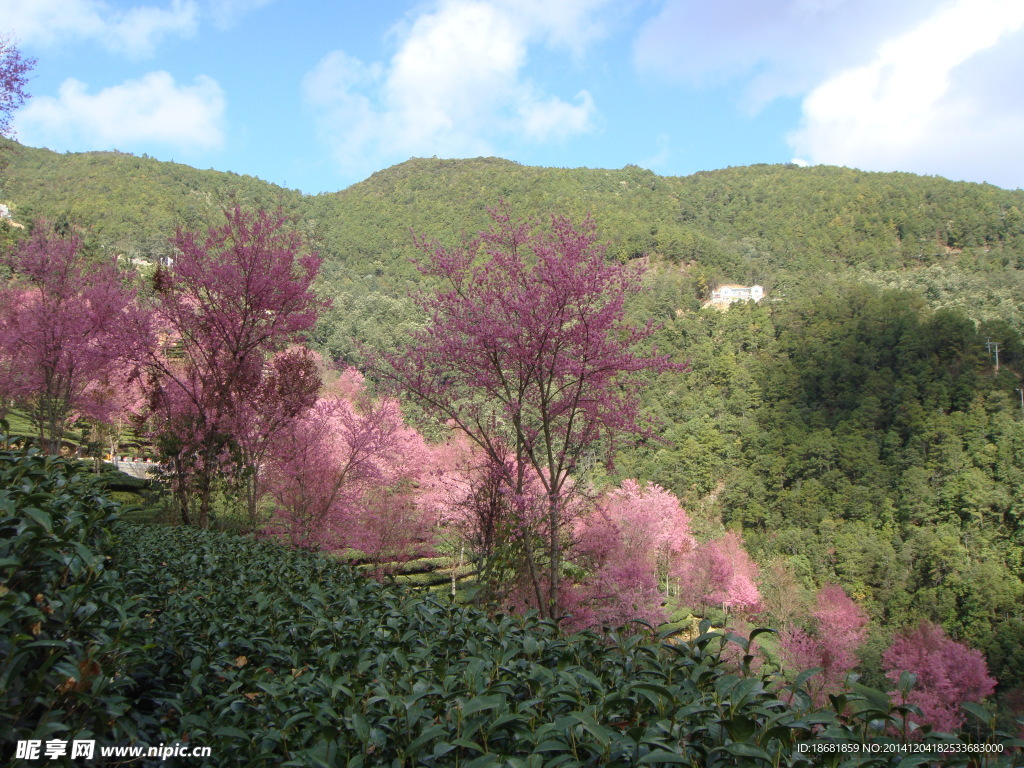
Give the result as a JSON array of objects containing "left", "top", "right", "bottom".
[{"left": 707, "top": 284, "right": 765, "bottom": 308}]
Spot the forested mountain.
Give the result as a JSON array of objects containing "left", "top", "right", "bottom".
[
  {"left": 5, "top": 142, "right": 1024, "bottom": 278},
  {"left": 7, "top": 141, "right": 1024, "bottom": 357},
  {"left": 0, "top": 139, "right": 306, "bottom": 260},
  {"left": 3, "top": 141, "right": 1024, "bottom": 705}
]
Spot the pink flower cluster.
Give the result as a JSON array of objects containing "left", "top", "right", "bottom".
[
  {"left": 777, "top": 584, "right": 868, "bottom": 706},
  {"left": 883, "top": 621, "right": 996, "bottom": 734}
]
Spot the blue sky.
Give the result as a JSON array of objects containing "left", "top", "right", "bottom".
[{"left": 3, "top": 0, "right": 1024, "bottom": 194}]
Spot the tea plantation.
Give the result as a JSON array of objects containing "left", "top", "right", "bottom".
[{"left": 2, "top": 440, "right": 1021, "bottom": 767}]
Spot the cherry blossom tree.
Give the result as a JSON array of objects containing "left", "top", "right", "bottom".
[
  {"left": 265, "top": 368, "right": 431, "bottom": 562},
  {"left": 0, "top": 223, "right": 144, "bottom": 454},
  {"left": 0, "top": 36, "right": 34, "bottom": 138},
  {"left": 592, "top": 479, "right": 695, "bottom": 588},
  {"left": 567, "top": 480, "right": 694, "bottom": 631},
  {"left": 142, "top": 207, "right": 322, "bottom": 527},
  {"left": 777, "top": 584, "right": 868, "bottom": 706},
  {"left": 678, "top": 530, "right": 761, "bottom": 619},
  {"left": 415, "top": 433, "right": 564, "bottom": 604},
  {"left": 90, "top": 366, "right": 146, "bottom": 462},
  {"left": 227, "top": 345, "right": 321, "bottom": 526},
  {"left": 883, "top": 621, "right": 996, "bottom": 734},
  {"left": 377, "top": 205, "right": 682, "bottom": 618},
  {"left": 561, "top": 561, "right": 665, "bottom": 633}
]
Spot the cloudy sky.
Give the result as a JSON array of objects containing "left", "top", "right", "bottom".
[{"left": 3, "top": 0, "right": 1023, "bottom": 193}]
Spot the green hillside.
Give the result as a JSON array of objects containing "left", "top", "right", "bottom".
[
  {"left": 9, "top": 141, "right": 1022, "bottom": 361},
  {"left": 5, "top": 141, "right": 1024, "bottom": 279},
  {"left": 0, "top": 140, "right": 305, "bottom": 260},
  {"left": 4, "top": 140, "right": 1024, "bottom": 402}
]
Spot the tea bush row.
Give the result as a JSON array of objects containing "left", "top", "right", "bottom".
[
  {"left": 2, "top": 438, "right": 1021, "bottom": 766},
  {"left": 0, "top": 443, "right": 142, "bottom": 753}
]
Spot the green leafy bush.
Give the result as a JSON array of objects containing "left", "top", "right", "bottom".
[
  {"left": 110, "top": 526, "right": 1022, "bottom": 766},
  {"left": 3, "top": 430, "right": 1021, "bottom": 765},
  {"left": 0, "top": 427, "right": 141, "bottom": 756}
]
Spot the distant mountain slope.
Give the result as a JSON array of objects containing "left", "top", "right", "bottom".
[
  {"left": 0, "top": 140, "right": 305, "bottom": 260},
  {"left": 317, "top": 156, "right": 1024, "bottom": 257},
  {"left": 3, "top": 141, "right": 1024, "bottom": 290}
]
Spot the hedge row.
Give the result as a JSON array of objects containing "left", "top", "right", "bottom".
[{"left": 2, "top": 434, "right": 1021, "bottom": 766}]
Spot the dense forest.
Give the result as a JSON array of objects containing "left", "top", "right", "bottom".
[{"left": 3, "top": 140, "right": 1024, "bottom": 748}]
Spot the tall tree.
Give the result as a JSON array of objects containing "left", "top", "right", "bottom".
[
  {"left": 378, "top": 206, "right": 681, "bottom": 617},
  {"left": 0, "top": 223, "right": 142, "bottom": 453},
  {"left": 0, "top": 35, "right": 34, "bottom": 138},
  {"left": 143, "top": 207, "right": 322, "bottom": 527}
]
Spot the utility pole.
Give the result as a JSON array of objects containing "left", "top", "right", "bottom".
[
  {"left": 986, "top": 338, "right": 1000, "bottom": 372},
  {"left": 1017, "top": 388, "right": 1023, "bottom": 411}
]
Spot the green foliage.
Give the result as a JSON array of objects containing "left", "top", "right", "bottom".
[
  {"left": 0, "top": 140, "right": 305, "bottom": 259},
  {"left": 103, "top": 524, "right": 1024, "bottom": 766},
  {"left": 0, "top": 425, "right": 141, "bottom": 753},
  {"left": 2, "top": 445, "right": 1022, "bottom": 764},
  {"left": 620, "top": 280, "right": 1024, "bottom": 703}
]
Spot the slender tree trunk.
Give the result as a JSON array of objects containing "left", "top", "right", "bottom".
[
  {"left": 521, "top": 532, "right": 545, "bottom": 619},
  {"left": 548, "top": 492, "right": 560, "bottom": 619},
  {"left": 173, "top": 462, "right": 192, "bottom": 526}
]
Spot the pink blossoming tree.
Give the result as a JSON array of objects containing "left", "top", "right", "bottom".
[
  {"left": 377, "top": 206, "right": 682, "bottom": 618},
  {"left": 568, "top": 480, "right": 694, "bottom": 631},
  {"left": 142, "top": 207, "right": 322, "bottom": 527},
  {"left": 266, "top": 369, "right": 432, "bottom": 565},
  {"left": 0, "top": 223, "right": 144, "bottom": 454},
  {"left": 678, "top": 530, "right": 761, "bottom": 619},
  {"left": 777, "top": 584, "right": 868, "bottom": 706},
  {"left": 0, "top": 36, "right": 34, "bottom": 138},
  {"left": 882, "top": 621, "right": 996, "bottom": 734},
  {"left": 227, "top": 345, "right": 322, "bottom": 526}
]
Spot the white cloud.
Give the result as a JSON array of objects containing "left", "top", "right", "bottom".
[
  {"left": 304, "top": 0, "right": 605, "bottom": 177},
  {"left": 520, "top": 91, "right": 595, "bottom": 141},
  {"left": 0, "top": 0, "right": 198, "bottom": 57},
  {"left": 206, "top": 0, "right": 275, "bottom": 28},
  {"left": 490, "top": 0, "right": 623, "bottom": 56},
  {"left": 634, "top": 0, "right": 1024, "bottom": 187},
  {"left": 634, "top": 0, "right": 938, "bottom": 109},
  {"left": 14, "top": 71, "right": 226, "bottom": 154},
  {"left": 789, "top": 0, "right": 1024, "bottom": 187}
]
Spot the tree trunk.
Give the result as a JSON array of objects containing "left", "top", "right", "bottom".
[{"left": 547, "top": 492, "right": 560, "bottom": 620}]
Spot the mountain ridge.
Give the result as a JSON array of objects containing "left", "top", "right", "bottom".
[{"left": 4, "top": 140, "right": 1022, "bottom": 268}]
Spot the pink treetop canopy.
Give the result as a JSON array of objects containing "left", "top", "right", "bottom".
[
  {"left": 385, "top": 205, "right": 683, "bottom": 490},
  {"left": 777, "top": 583, "right": 869, "bottom": 706},
  {"left": 266, "top": 370, "right": 430, "bottom": 554},
  {"left": 159, "top": 207, "right": 323, "bottom": 367},
  {"left": 145, "top": 207, "right": 323, "bottom": 447},
  {"left": 567, "top": 479, "right": 695, "bottom": 632},
  {"left": 600, "top": 479, "right": 695, "bottom": 566},
  {"left": 811, "top": 584, "right": 868, "bottom": 671},
  {"left": 678, "top": 530, "right": 761, "bottom": 613},
  {"left": 0, "top": 223, "right": 145, "bottom": 449},
  {"left": 882, "top": 621, "right": 996, "bottom": 734},
  {"left": 0, "top": 36, "right": 34, "bottom": 137}
]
